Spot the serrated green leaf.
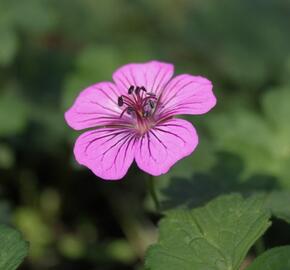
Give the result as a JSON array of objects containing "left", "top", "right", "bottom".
[
  {"left": 247, "top": 246, "right": 290, "bottom": 270},
  {"left": 146, "top": 194, "right": 271, "bottom": 270},
  {"left": 0, "top": 225, "right": 29, "bottom": 270}
]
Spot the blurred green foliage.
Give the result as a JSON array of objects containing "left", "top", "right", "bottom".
[
  {"left": 0, "top": 224, "right": 29, "bottom": 270},
  {"left": 0, "top": 0, "right": 290, "bottom": 269}
]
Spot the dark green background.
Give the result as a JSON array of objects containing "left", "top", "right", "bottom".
[{"left": 0, "top": 0, "right": 290, "bottom": 269}]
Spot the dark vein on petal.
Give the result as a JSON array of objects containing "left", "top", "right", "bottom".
[
  {"left": 101, "top": 133, "right": 132, "bottom": 161},
  {"left": 150, "top": 130, "right": 167, "bottom": 150},
  {"left": 84, "top": 130, "right": 127, "bottom": 153},
  {"left": 159, "top": 122, "right": 190, "bottom": 131},
  {"left": 139, "top": 134, "right": 145, "bottom": 160},
  {"left": 162, "top": 80, "right": 195, "bottom": 107},
  {"left": 158, "top": 101, "right": 208, "bottom": 116},
  {"left": 107, "top": 84, "right": 120, "bottom": 97},
  {"left": 162, "top": 81, "right": 211, "bottom": 109},
  {"left": 162, "top": 76, "right": 184, "bottom": 100},
  {"left": 89, "top": 101, "right": 119, "bottom": 114},
  {"left": 155, "top": 67, "right": 169, "bottom": 95},
  {"left": 143, "top": 70, "right": 148, "bottom": 89},
  {"left": 154, "top": 127, "right": 186, "bottom": 144},
  {"left": 151, "top": 66, "right": 162, "bottom": 93},
  {"left": 116, "top": 76, "right": 128, "bottom": 90},
  {"left": 95, "top": 87, "right": 117, "bottom": 104},
  {"left": 121, "top": 71, "right": 132, "bottom": 87},
  {"left": 76, "top": 116, "right": 119, "bottom": 122},
  {"left": 118, "top": 134, "right": 136, "bottom": 171},
  {"left": 158, "top": 122, "right": 191, "bottom": 134},
  {"left": 104, "top": 133, "right": 133, "bottom": 172},
  {"left": 146, "top": 132, "right": 157, "bottom": 162},
  {"left": 130, "top": 66, "right": 137, "bottom": 86}
]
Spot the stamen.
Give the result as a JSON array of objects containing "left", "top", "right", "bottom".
[
  {"left": 135, "top": 86, "right": 140, "bottom": 95},
  {"left": 146, "top": 92, "right": 156, "bottom": 97},
  {"left": 128, "top": 85, "right": 134, "bottom": 95},
  {"left": 149, "top": 100, "right": 155, "bottom": 109},
  {"left": 139, "top": 86, "right": 147, "bottom": 92},
  {"left": 143, "top": 111, "right": 150, "bottom": 117},
  {"left": 122, "top": 95, "right": 136, "bottom": 107},
  {"left": 126, "top": 107, "right": 134, "bottom": 115},
  {"left": 118, "top": 96, "right": 124, "bottom": 106},
  {"left": 118, "top": 85, "right": 157, "bottom": 125}
]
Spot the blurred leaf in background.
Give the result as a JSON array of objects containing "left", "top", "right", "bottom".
[
  {"left": 247, "top": 245, "right": 290, "bottom": 270},
  {"left": 0, "top": 224, "right": 29, "bottom": 270},
  {"left": 207, "top": 84, "right": 290, "bottom": 187},
  {"left": 0, "top": 85, "right": 28, "bottom": 136}
]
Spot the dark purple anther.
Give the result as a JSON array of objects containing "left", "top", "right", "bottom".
[
  {"left": 127, "top": 107, "right": 134, "bottom": 115},
  {"left": 135, "top": 86, "right": 140, "bottom": 95},
  {"left": 128, "top": 85, "right": 134, "bottom": 95},
  {"left": 149, "top": 100, "right": 155, "bottom": 109},
  {"left": 143, "top": 111, "right": 150, "bottom": 117},
  {"left": 140, "top": 86, "right": 147, "bottom": 92},
  {"left": 118, "top": 96, "right": 124, "bottom": 106}
]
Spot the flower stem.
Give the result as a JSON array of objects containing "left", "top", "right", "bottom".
[{"left": 147, "top": 176, "right": 160, "bottom": 212}]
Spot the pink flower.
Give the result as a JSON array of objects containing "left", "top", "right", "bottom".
[{"left": 65, "top": 61, "right": 216, "bottom": 180}]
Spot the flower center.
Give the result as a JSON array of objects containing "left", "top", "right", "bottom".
[{"left": 117, "top": 85, "right": 157, "bottom": 134}]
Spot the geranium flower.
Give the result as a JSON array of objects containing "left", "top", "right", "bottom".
[{"left": 65, "top": 61, "right": 216, "bottom": 180}]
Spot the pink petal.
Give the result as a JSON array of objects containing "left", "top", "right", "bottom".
[
  {"left": 74, "top": 127, "right": 136, "bottom": 180},
  {"left": 135, "top": 119, "right": 198, "bottom": 176},
  {"left": 157, "top": 74, "right": 216, "bottom": 117},
  {"left": 113, "top": 61, "right": 174, "bottom": 95},
  {"left": 65, "top": 82, "right": 128, "bottom": 130}
]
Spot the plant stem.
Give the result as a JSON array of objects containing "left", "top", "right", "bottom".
[{"left": 147, "top": 176, "right": 160, "bottom": 212}]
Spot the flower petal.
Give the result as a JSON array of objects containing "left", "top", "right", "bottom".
[
  {"left": 74, "top": 127, "right": 136, "bottom": 180},
  {"left": 65, "top": 82, "right": 128, "bottom": 130},
  {"left": 135, "top": 119, "right": 198, "bottom": 176},
  {"left": 157, "top": 74, "right": 216, "bottom": 117},
  {"left": 113, "top": 61, "right": 174, "bottom": 95}
]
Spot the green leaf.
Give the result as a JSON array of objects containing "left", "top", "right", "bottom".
[
  {"left": 264, "top": 191, "right": 290, "bottom": 223},
  {"left": 159, "top": 153, "right": 290, "bottom": 224},
  {"left": 146, "top": 194, "right": 271, "bottom": 270},
  {"left": 207, "top": 85, "right": 290, "bottom": 187},
  {"left": 247, "top": 246, "right": 290, "bottom": 270},
  {"left": 160, "top": 152, "right": 279, "bottom": 211},
  {"left": 0, "top": 224, "right": 29, "bottom": 270}
]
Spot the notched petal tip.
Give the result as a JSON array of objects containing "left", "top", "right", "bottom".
[{"left": 112, "top": 60, "right": 174, "bottom": 95}]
